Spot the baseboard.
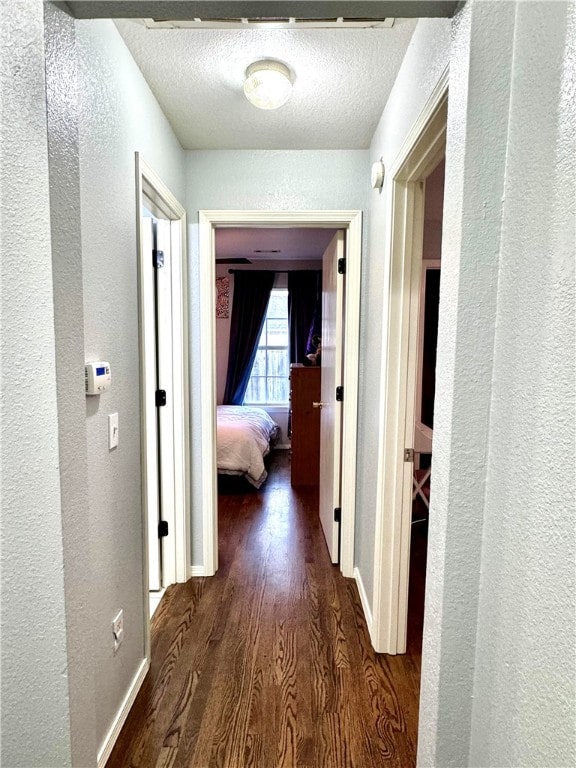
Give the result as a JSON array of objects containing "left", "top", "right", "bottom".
[
  {"left": 354, "top": 566, "right": 373, "bottom": 637},
  {"left": 188, "top": 565, "right": 208, "bottom": 577},
  {"left": 97, "top": 657, "right": 149, "bottom": 767},
  {"left": 274, "top": 443, "right": 291, "bottom": 450}
]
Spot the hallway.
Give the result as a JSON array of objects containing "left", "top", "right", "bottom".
[{"left": 108, "top": 453, "right": 425, "bottom": 767}]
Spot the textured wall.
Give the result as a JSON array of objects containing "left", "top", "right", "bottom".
[
  {"left": 467, "top": 2, "right": 575, "bottom": 765},
  {"left": 75, "top": 18, "right": 185, "bottom": 750},
  {"left": 0, "top": 2, "right": 72, "bottom": 765},
  {"left": 44, "top": 5, "right": 98, "bottom": 765},
  {"left": 185, "top": 150, "right": 369, "bottom": 563},
  {"left": 358, "top": 18, "right": 451, "bottom": 609},
  {"left": 418, "top": 2, "right": 518, "bottom": 761},
  {"left": 418, "top": 2, "right": 576, "bottom": 766}
]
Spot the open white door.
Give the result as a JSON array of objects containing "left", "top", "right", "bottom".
[
  {"left": 155, "top": 219, "right": 175, "bottom": 587},
  {"left": 142, "top": 217, "right": 161, "bottom": 591},
  {"left": 137, "top": 154, "right": 189, "bottom": 654},
  {"left": 143, "top": 216, "right": 175, "bottom": 592},
  {"left": 319, "top": 231, "right": 345, "bottom": 562}
]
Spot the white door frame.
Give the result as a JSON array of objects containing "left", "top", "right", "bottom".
[
  {"left": 371, "top": 72, "right": 448, "bottom": 655},
  {"left": 135, "top": 154, "right": 190, "bottom": 643},
  {"left": 198, "top": 210, "right": 362, "bottom": 578}
]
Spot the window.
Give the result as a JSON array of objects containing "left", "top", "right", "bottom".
[{"left": 244, "top": 289, "right": 289, "bottom": 405}]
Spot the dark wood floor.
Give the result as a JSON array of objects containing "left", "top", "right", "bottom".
[{"left": 108, "top": 451, "right": 427, "bottom": 768}]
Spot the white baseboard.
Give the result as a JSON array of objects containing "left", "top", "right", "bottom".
[
  {"left": 354, "top": 566, "right": 373, "bottom": 637},
  {"left": 97, "top": 657, "right": 149, "bottom": 767},
  {"left": 188, "top": 565, "right": 208, "bottom": 577},
  {"left": 274, "top": 443, "right": 291, "bottom": 450}
]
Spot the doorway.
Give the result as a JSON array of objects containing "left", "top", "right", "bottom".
[
  {"left": 213, "top": 228, "right": 344, "bottom": 562},
  {"left": 136, "top": 155, "right": 190, "bottom": 628},
  {"left": 198, "top": 210, "right": 362, "bottom": 578},
  {"left": 371, "top": 81, "right": 448, "bottom": 655}
]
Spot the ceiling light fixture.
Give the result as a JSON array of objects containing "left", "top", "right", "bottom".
[{"left": 243, "top": 59, "right": 293, "bottom": 110}]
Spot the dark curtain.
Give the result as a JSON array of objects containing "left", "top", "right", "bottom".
[
  {"left": 223, "top": 271, "right": 275, "bottom": 405},
  {"left": 288, "top": 270, "right": 322, "bottom": 364}
]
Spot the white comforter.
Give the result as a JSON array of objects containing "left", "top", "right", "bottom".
[{"left": 216, "top": 406, "right": 280, "bottom": 488}]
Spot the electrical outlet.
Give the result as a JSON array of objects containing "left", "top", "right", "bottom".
[
  {"left": 112, "top": 609, "right": 124, "bottom": 653},
  {"left": 108, "top": 413, "right": 119, "bottom": 449}
]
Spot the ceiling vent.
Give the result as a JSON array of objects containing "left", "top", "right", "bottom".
[{"left": 143, "top": 17, "right": 395, "bottom": 30}]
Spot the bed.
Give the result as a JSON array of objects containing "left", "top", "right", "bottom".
[{"left": 216, "top": 405, "right": 280, "bottom": 488}]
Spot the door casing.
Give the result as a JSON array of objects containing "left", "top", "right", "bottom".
[
  {"left": 197, "top": 210, "right": 362, "bottom": 579},
  {"left": 371, "top": 71, "right": 448, "bottom": 655},
  {"left": 136, "top": 154, "right": 190, "bottom": 654}
]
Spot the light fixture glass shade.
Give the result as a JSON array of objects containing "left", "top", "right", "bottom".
[
  {"left": 371, "top": 160, "right": 385, "bottom": 189},
  {"left": 243, "top": 60, "right": 292, "bottom": 110}
]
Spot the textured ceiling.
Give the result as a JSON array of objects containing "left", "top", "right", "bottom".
[
  {"left": 114, "top": 20, "right": 418, "bottom": 149},
  {"left": 215, "top": 227, "right": 336, "bottom": 261}
]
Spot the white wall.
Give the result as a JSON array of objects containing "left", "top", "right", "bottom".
[
  {"left": 74, "top": 17, "right": 186, "bottom": 755},
  {"left": 44, "top": 5, "right": 97, "bottom": 765},
  {"left": 466, "top": 2, "right": 575, "bottom": 764},
  {"left": 1, "top": 8, "right": 186, "bottom": 763},
  {"left": 186, "top": 150, "right": 369, "bottom": 563},
  {"left": 0, "top": 2, "right": 72, "bottom": 765},
  {"left": 418, "top": 1, "right": 576, "bottom": 765},
  {"left": 0, "top": 7, "right": 187, "bottom": 760},
  {"left": 357, "top": 18, "right": 451, "bottom": 609}
]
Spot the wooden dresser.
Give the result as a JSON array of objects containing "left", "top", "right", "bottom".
[{"left": 290, "top": 364, "right": 321, "bottom": 486}]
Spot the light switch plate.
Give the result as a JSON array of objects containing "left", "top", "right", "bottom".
[{"left": 108, "top": 413, "right": 119, "bottom": 449}]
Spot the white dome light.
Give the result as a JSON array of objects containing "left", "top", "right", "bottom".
[{"left": 243, "top": 60, "right": 293, "bottom": 110}]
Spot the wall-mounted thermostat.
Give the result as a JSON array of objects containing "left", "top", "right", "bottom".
[{"left": 85, "top": 361, "right": 111, "bottom": 395}]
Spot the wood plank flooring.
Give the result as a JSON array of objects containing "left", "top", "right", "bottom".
[{"left": 108, "top": 452, "right": 427, "bottom": 768}]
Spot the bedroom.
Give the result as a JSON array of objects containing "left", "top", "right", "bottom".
[{"left": 213, "top": 225, "right": 343, "bottom": 531}]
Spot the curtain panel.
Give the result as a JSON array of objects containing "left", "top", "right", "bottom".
[
  {"left": 288, "top": 270, "right": 322, "bottom": 365},
  {"left": 223, "top": 271, "right": 275, "bottom": 405}
]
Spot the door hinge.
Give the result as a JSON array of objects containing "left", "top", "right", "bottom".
[
  {"left": 153, "top": 249, "right": 164, "bottom": 269},
  {"left": 155, "top": 389, "right": 167, "bottom": 407},
  {"left": 334, "top": 507, "right": 342, "bottom": 523},
  {"left": 338, "top": 257, "right": 346, "bottom": 274},
  {"left": 158, "top": 520, "right": 169, "bottom": 538},
  {"left": 404, "top": 448, "right": 415, "bottom": 463},
  {"left": 336, "top": 386, "right": 344, "bottom": 402}
]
